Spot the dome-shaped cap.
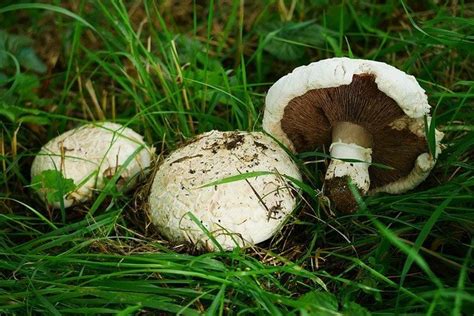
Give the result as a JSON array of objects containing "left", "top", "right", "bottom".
[
  {"left": 31, "top": 122, "right": 154, "bottom": 208},
  {"left": 148, "top": 131, "right": 302, "bottom": 251}
]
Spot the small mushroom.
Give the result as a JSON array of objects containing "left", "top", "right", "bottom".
[
  {"left": 31, "top": 122, "right": 154, "bottom": 208},
  {"left": 263, "top": 57, "right": 443, "bottom": 213},
  {"left": 148, "top": 130, "right": 301, "bottom": 251}
]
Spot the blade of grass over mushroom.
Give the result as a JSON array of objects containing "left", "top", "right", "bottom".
[
  {"left": 88, "top": 144, "right": 150, "bottom": 216},
  {"left": 299, "top": 151, "right": 395, "bottom": 170},
  {"left": 197, "top": 171, "right": 276, "bottom": 188},
  {"left": 196, "top": 170, "right": 314, "bottom": 197},
  {"left": 186, "top": 211, "right": 224, "bottom": 252},
  {"left": 347, "top": 177, "right": 367, "bottom": 211},
  {"left": 424, "top": 115, "right": 437, "bottom": 157}
]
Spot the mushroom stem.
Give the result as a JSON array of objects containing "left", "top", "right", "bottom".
[{"left": 325, "top": 122, "right": 373, "bottom": 213}]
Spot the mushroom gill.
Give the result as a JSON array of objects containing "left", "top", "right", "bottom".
[{"left": 280, "top": 74, "right": 428, "bottom": 212}]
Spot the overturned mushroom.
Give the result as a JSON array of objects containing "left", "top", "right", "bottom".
[
  {"left": 148, "top": 130, "right": 301, "bottom": 251},
  {"left": 31, "top": 122, "right": 154, "bottom": 208},
  {"left": 263, "top": 57, "right": 443, "bottom": 213}
]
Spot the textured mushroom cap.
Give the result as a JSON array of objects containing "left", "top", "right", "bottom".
[
  {"left": 148, "top": 130, "right": 302, "bottom": 251},
  {"left": 31, "top": 122, "right": 154, "bottom": 208},
  {"left": 262, "top": 57, "right": 443, "bottom": 194}
]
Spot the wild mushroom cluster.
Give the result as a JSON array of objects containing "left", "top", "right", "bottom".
[{"left": 31, "top": 57, "right": 443, "bottom": 251}]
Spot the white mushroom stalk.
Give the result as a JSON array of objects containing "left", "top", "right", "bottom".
[
  {"left": 325, "top": 121, "right": 373, "bottom": 208},
  {"left": 325, "top": 142, "right": 372, "bottom": 193}
]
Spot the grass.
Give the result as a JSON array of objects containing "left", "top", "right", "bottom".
[{"left": 1, "top": 0, "right": 473, "bottom": 314}]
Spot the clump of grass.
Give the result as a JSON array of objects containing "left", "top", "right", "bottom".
[{"left": 1, "top": 1, "right": 473, "bottom": 315}]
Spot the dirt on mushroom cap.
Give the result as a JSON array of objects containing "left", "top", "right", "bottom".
[{"left": 147, "top": 130, "right": 302, "bottom": 251}]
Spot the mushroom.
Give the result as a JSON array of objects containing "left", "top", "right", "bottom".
[
  {"left": 263, "top": 57, "right": 443, "bottom": 213},
  {"left": 148, "top": 130, "right": 301, "bottom": 251},
  {"left": 31, "top": 122, "right": 154, "bottom": 208}
]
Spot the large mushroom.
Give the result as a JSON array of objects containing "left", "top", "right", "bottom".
[
  {"left": 31, "top": 122, "right": 154, "bottom": 208},
  {"left": 148, "top": 130, "right": 301, "bottom": 251},
  {"left": 263, "top": 57, "right": 443, "bottom": 213}
]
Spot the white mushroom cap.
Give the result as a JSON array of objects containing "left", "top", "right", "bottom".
[
  {"left": 31, "top": 122, "right": 154, "bottom": 208},
  {"left": 262, "top": 57, "right": 444, "bottom": 200},
  {"left": 148, "top": 130, "right": 302, "bottom": 251}
]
